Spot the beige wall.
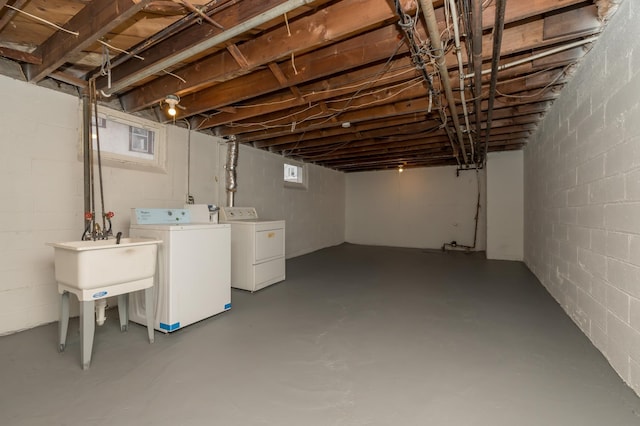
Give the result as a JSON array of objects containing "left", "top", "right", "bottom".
[
  {"left": 0, "top": 76, "right": 191, "bottom": 335},
  {"left": 486, "top": 150, "right": 524, "bottom": 260},
  {"left": 217, "top": 143, "right": 345, "bottom": 259},
  {"left": 0, "top": 75, "right": 345, "bottom": 334},
  {"left": 345, "top": 166, "right": 486, "bottom": 250}
]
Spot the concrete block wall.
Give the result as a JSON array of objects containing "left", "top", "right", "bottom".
[{"left": 524, "top": 0, "right": 640, "bottom": 395}]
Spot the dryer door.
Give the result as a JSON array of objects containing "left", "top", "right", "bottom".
[{"left": 255, "top": 226, "right": 285, "bottom": 263}]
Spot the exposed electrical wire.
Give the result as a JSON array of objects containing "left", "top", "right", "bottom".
[
  {"left": 495, "top": 66, "right": 569, "bottom": 99},
  {"left": 230, "top": 65, "right": 417, "bottom": 111},
  {"left": 226, "top": 39, "right": 406, "bottom": 131},
  {"left": 163, "top": 69, "right": 187, "bottom": 83},
  {"left": 284, "top": 12, "right": 292, "bottom": 36},
  {"left": 326, "top": 79, "right": 425, "bottom": 112},
  {"left": 97, "top": 40, "right": 144, "bottom": 60},
  {"left": 291, "top": 52, "right": 299, "bottom": 75}
]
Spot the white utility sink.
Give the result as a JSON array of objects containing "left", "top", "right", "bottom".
[
  {"left": 48, "top": 238, "right": 161, "bottom": 296},
  {"left": 48, "top": 237, "right": 162, "bottom": 369}
]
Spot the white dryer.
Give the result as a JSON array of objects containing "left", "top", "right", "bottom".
[{"left": 219, "top": 207, "right": 285, "bottom": 292}]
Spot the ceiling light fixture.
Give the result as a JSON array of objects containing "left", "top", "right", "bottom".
[
  {"left": 341, "top": 122, "right": 351, "bottom": 128},
  {"left": 398, "top": 165, "right": 404, "bottom": 173},
  {"left": 165, "top": 94, "right": 180, "bottom": 117}
]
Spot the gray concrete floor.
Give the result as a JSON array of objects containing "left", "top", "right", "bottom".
[{"left": 2, "top": 243, "right": 640, "bottom": 426}]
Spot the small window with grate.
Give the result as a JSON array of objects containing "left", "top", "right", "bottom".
[{"left": 284, "top": 162, "right": 307, "bottom": 189}]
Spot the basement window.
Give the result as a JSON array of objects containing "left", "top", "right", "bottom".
[
  {"left": 284, "top": 162, "right": 307, "bottom": 189},
  {"left": 82, "top": 106, "right": 167, "bottom": 172}
]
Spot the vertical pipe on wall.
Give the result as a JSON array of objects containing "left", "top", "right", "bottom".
[{"left": 82, "top": 91, "right": 91, "bottom": 227}]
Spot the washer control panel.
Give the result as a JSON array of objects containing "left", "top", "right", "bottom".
[
  {"left": 219, "top": 207, "right": 259, "bottom": 221},
  {"left": 131, "top": 208, "right": 191, "bottom": 224}
]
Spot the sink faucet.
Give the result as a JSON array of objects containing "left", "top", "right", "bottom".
[{"left": 116, "top": 232, "right": 123, "bottom": 244}]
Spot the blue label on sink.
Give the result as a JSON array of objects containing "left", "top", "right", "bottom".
[{"left": 92, "top": 291, "right": 108, "bottom": 299}]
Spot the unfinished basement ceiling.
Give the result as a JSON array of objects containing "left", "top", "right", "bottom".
[{"left": 0, "top": 0, "right": 621, "bottom": 172}]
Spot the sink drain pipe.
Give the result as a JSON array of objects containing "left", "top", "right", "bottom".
[{"left": 225, "top": 136, "right": 239, "bottom": 207}]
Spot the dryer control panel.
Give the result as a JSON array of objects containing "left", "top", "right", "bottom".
[{"left": 219, "top": 207, "right": 258, "bottom": 221}]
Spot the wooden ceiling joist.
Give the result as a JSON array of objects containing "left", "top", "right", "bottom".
[{"left": 25, "top": 0, "right": 153, "bottom": 83}]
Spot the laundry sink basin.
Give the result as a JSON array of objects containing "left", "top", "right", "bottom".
[
  {"left": 48, "top": 237, "right": 161, "bottom": 369},
  {"left": 48, "top": 238, "right": 162, "bottom": 298}
]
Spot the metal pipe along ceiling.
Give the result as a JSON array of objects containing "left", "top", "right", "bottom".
[
  {"left": 483, "top": 0, "right": 507, "bottom": 165},
  {"left": 418, "top": 0, "right": 469, "bottom": 165},
  {"left": 101, "top": 0, "right": 316, "bottom": 96},
  {"left": 471, "top": 0, "right": 483, "bottom": 164}
]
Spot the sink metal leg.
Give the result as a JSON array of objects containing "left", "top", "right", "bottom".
[
  {"left": 117, "top": 294, "right": 129, "bottom": 332},
  {"left": 145, "top": 287, "right": 154, "bottom": 344},
  {"left": 58, "top": 291, "right": 70, "bottom": 352},
  {"left": 80, "top": 300, "right": 95, "bottom": 370}
]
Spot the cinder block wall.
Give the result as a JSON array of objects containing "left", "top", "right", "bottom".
[{"left": 524, "top": 0, "right": 640, "bottom": 395}]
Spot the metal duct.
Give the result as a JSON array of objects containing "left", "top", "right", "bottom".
[{"left": 225, "top": 136, "right": 239, "bottom": 207}]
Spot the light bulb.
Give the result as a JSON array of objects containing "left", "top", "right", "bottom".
[
  {"left": 398, "top": 166, "right": 404, "bottom": 173},
  {"left": 164, "top": 94, "right": 180, "bottom": 117}
]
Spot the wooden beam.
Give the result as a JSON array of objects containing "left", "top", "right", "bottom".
[
  {"left": 0, "top": 0, "right": 28, "bottom": 32},
  {"left": 25, "top": 0, "right": 153, "bottom": 83},
  {"left": 0, "top": 46, "right": 41, "bottom": 64},
  {"left": 268, "top": 62, "right": 303, "bottom": 99},
  {"left": 188, "top": 24, "right": 407, "bottom": 121},
  {"left": 50, "top": 71, "right": 88, "bottom": 89},
  {"left": 95, "top": 0, "right": 291, "bottom": 92},
  {"left": 119, "top": 0, "right": 399, "bottom": 111},
  {"left": 226, "top": 43, "right": 250, "bottom": 69},
  {"left": 482, "top": 0, "right": 587, "bottom": 30},
  {"left": 195, "top": 9, "right": 592, "bottom": 131}
]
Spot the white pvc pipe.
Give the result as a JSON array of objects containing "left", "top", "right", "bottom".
[{"left": 95, "top": 298, "right": 107, "bottom": 326}]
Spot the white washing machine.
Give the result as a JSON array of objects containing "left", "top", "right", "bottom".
[
  {"left": 129, "top": 208, "right": 231, "bottom": 332},
  {"left": 219, "top": 207, "right": 285, "bottom": 292}
]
